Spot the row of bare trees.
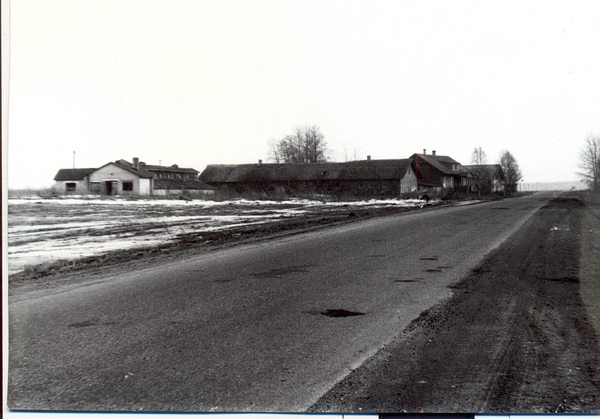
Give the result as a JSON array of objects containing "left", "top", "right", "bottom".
[{"left": 579, "top": 133, "right": 600, "bottom": 192}]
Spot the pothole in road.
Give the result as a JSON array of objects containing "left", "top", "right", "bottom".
[
  {"left": 213, "top": 279, "right": 234, "bottom": 284},
  {"left": 68, "top": 319, "right": 97, "bottom": 328},
  {"left": 250, "top": 265, "right": 312, "bottom": 279},
  {"left": 321, "top": 309, "right": 366, "bottom": 318},
  {"left": 420, "top": 257, "right": 438, "bottom": 261},
  {"left": 426, "top": 269, "right": 443, "bottom": 273},
  {"left": 538, "top": 276, "right": 579, "bottom": 283},
  {"left": 69, "top": 319, "right": 98, "bottom": 327},
  {"left": 68, "top": 319, "right": 119, "bottom": 328}
]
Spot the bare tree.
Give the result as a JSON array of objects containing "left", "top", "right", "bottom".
[
  {"left": 499, "top": 150, "right": 522, "bottom": 194},
  {"left": 578, "top": 133, "right": 600, "bottom": 192},
  {"left": 269, "top": 126, "right": 328, "bottom": 163},
  {"left": 471, "top": 146, "right": 488, "bottom": 196},
  {"left": 471, "top": 146, "right": 487, "bottom": 165}
]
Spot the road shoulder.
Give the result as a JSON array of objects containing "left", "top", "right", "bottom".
[{"left": 309, "top": 192, "right": 600, "bottom": 413}]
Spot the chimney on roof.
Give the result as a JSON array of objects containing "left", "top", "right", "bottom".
[
  {"left": 133, "top": 157, "right": 139, "bottom": 170},
  {"left": 367, "top": 155, "right": 371, "bottom": 161},
  {"left": 423, "top": 149, "right": 427, "bottom": 155},
  {"left": 258, "top": 159, "right": 263, "bottom": 165},
  {"left": 432, "top": 150, "right": 436, "bottom": 156}
]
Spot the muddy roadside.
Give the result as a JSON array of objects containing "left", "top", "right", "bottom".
[
  {"left": 8, "top": 202, "right": 450, "bottom": 296},
  {"left": 309, "top": 191, "right": 600, "bottom": 413}
]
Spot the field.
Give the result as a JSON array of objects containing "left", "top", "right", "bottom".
[{"left": 7, "top": 196, "right": 436, "bottom": 279}]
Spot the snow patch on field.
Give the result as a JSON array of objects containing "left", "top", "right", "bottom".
[{"left": 7, "top": 198, "right": 429, "bottom": 275}]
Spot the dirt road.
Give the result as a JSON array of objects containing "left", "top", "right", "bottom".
[{"left": 310, "top": 192, "right": 600, "bottom": 413}]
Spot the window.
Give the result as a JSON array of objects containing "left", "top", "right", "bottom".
[
  {"left": 66, "top": 182, "right": 76, "bottom": 192},
  {"left": 90, "top": 182, "right": 102, "bottom": 193},
  {"left": 122, "top": 182, "right": 133, "bottom": 191}
]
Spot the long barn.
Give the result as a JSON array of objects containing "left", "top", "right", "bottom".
[{"left": 199, "top": 158, "right": 418, "bottom": 199}]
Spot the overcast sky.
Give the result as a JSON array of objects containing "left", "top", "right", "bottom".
[{"left": 5, "top": 0, "right": 600, "bottom": 189}]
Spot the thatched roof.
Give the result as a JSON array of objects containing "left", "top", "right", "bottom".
[{"left": 199, "top": 159, "right": 413, "bottom": 184}]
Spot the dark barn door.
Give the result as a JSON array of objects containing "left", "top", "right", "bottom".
[{"left": 105, "top": 181, "right": 118, "bottom": 195}]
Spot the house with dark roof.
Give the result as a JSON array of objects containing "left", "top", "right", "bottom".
[
  {"left": 462, "top": 164, "right": 505, "bottom": 195},
  {"left": 52, "top": 158, "right": 213, "bottom": 196},
  {"left": 199, "top": 158, "right": 417, "bottom": 198},
  {"left": 410, "top": 150, "right": 473, "bottom": 196},
  {"left": 53, "top": 168, "right": 97, "bottom": 194}
]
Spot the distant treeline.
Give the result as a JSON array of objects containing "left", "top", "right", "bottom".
[{"left": 518, "top": 181, "right": 585, "bottom": 191}]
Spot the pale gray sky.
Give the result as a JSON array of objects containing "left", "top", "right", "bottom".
[{"left": 5, "top": 0, "right": 600, "bottom": 189}]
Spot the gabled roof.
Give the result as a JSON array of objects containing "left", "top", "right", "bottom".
[
  {"left": 53, "top": 168, "right": 96, "bottom": 181},
  {"left": 109, "top": 160, "right": 155, "bottom": 178},
  {"left": 411, "top": 153, "right": 462, "bottom": 175},
  {"left": 199, "top": 159, "right": 413, "bottom": 184},
  {"left": 153, "top": 179, "right": 215, "bottom": 190}
]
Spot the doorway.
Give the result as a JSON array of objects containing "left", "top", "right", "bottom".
[{"left": 105, "top": 181, "right": 118, "bottom": 195}]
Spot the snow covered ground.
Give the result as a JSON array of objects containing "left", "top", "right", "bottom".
[{"left": 7, "top": 197, "right": 430, "bottom": 275}]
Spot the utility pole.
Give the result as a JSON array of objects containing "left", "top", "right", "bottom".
[{"left": 73, "top": 151, "right": 76, "bottom": 168}]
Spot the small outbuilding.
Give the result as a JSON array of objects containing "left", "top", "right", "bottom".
[{"left": 53, "top": 168, "right": 96, "bottom": 194}]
